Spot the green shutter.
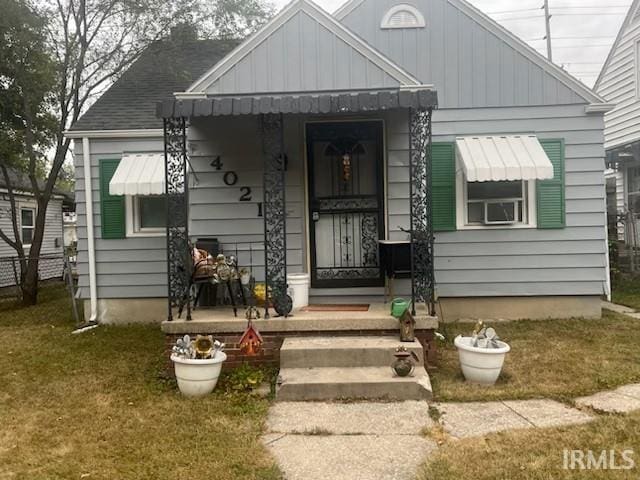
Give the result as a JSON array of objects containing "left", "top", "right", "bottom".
[
  {"left": 99, "top": 159, "right": 125, "bottom": 239},
  {"left": 431, "top": 142, "right": 457, "bottom": 232},
  {"left": 537, "top": 139, "right": 565, "bottom": 229}
]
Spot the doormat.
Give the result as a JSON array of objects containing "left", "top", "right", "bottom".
[{"left": 301, "top": 304, "right": 370, "bottom": 312}]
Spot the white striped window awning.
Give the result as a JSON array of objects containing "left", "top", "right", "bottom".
[
  {"left": 109, "top": 152, "right": 165, "bottom": 196},
  {"left": 455, "top": 135, "right": 555, "bottom": 182}
]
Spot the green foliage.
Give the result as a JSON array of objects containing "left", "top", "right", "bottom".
[
  {"left": 220, "top": 363, "right": 275, "bottom": 394},
  {"left": 0, "top": 0, "right": 56, "bottom": 172}
]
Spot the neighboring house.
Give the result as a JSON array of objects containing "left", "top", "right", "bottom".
[
  {"left": 67, "top": 0, "right": 612, "bottom": 325},
  {"left": 596, "top": 0, "right": 640, "bottom": 245},
  {"left": 0, "top": 167, "right": 67, "bottom": 287}
]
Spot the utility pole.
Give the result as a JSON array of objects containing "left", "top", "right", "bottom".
[{"left": 543, "top": 0, "right": 552, "bottom": 61}]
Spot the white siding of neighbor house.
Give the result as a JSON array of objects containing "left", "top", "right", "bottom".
[
  {"left": 338, "top": 0, "right": 589, "bottom": 109},
  {"left": 597, "top": 12, "right": 640, "bottom": 149},
  {"left": 0, "top": 195, "right": 65, "bottom": 287},
  {"left": 205, "top": 9, "right": 402, "bottom": 95},
  {"left": 75, "top": 102, "right": 607, "bottom": 301}
]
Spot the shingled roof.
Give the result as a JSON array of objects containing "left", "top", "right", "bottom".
[{"left": 69, "top": 38, "right": 238, "bottom": 131}]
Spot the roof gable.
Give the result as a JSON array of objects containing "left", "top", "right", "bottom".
[
  {"left": 186, "top": 0, "right": 421, "bottom": 95},
  {"left": 595, "top": 0, "right": 640, "bottom": 91},
  {"left": 336, "top": 0, "right": 604, "bottom": 108}
]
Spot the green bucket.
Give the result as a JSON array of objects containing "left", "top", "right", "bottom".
[{"left": 391, "top": 298, "right": 410, "bottom": 318}]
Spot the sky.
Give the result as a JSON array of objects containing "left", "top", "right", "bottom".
[{"left": 271, "top": 0, "right": 632, "bottom": 87}]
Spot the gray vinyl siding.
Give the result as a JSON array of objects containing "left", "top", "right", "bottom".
[
  {"left": 597, "top": 18, "right": 640, "bottom": 149},
  {"left": 76, "top": 102, "right": 607, "bottom": 301},
  {"left": 206, "top": 9, "right": 400, "bottom": 95},
  {"left": 74, "top": 137, "right": 167, "bottom": 298},
  {"left": 188, "top": 115, "right": 305, "bottom": 280},
  {"left": 382, "top": 104, "right": 607, "bottom": 297},
  {"left": 339, "top": 0, "right": 588, "bottom": 109}
]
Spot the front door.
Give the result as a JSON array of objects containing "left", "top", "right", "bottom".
[{"left": 307, "top": 121, "right": 385, "bottom": 288}]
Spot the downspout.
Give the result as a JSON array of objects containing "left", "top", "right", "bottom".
[{"left": 83, "top": 136, "right": 98, "bottom": 321}]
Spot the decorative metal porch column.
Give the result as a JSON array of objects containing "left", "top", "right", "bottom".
[
  {"left": 164, "top": 117, "right": 191, "bottom": 321},
  {"left": 408, "top": 108, "right": 436, "bottom": 316},
  {"left": 261, "top": 113, "right": 291, "bottom": 318}
]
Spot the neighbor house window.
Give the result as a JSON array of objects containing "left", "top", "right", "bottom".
[
  {"left": 126, "top": 195, "right": 166, "bottom": 236},
  {"left": 21, "top": 208, "right": 35, "bottom": 246}
]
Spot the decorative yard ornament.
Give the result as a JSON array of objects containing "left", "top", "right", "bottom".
[
  {"left": 399, "top": 309, "right": 416, "bottom": 342},
  {"left": 245, "top": 305, "right": 261, "bottom": 320},
  {"left": 193, "top": 335, "right": 214, "bottom": 359},
  {"left": 470, "top": 321, "right": 501, "bottom": 349},
  {"left": 391, "top": 346, "right": 418, "bottom": 377},
  {"left": 239, "top": 320, "right": 263, "bottom": 356}
]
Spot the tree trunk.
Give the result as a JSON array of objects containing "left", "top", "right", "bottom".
[{"left": 20, "top": 197, "right": 50, "bottom": 306}]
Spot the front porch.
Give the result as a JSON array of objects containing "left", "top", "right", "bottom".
[{"left": 158, "top": 87, "right": 439, "bottom": 323}]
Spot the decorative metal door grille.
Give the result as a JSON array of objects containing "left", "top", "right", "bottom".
[
  {"left": 164, "top": 117, "right": 191, "bottom": 321},
  {"left": 261, "top": 113, "right": 289, "bottom": 317},
  {"left": 307, "top": 121, "right": 385, "bottom": 288},
  {"left": 409, "top": 108, "right": 435, "bottom": 315}
]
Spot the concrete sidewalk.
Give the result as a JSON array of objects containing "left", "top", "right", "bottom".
[{"left": 262, "top": 383, "right": 640, "bottom": 480}]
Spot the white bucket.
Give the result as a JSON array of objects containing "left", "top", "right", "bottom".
[{"left": 287, "top": 272, "right": 310, "bottom": 309}]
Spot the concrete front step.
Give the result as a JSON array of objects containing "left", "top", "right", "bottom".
[
  {"left": 280, "top": 336, "right": 424, "bottom": 369},
  {"left": 276, "top": 366, "right": 433, "bottom": 401}
]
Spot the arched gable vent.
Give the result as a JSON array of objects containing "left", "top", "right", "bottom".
[{"left": 381, "top": 4, "right": 426, "bottom": 29}]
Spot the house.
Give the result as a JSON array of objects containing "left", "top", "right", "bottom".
[
  {"left": 0, "top": 167, "right": 68, "bottom": 288},
  {"left": 596, "top": 0, "right": 640, "bottom": 246},
  {"left": 67, "top": 0, "right": 611, "bottom": 380}
]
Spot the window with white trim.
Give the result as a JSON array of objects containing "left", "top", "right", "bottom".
[
  {"left": 381, "top": 4, "right": 426, "bottom": 29},
  {"left": 20, "top": 207, "right": 35, "bottom": 246},
  {"left": 456, "top": 164, "right": 537, "bottom": 229},
  {"left": 126, "top": 195, "right": 166, "bottom": 236}
]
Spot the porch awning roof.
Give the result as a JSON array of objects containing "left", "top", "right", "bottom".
[
  {"left": 455, "top": 135, "right": 555, "bottom": 182},
  {"left": 109, "top": 152, "right": 165, "bottom": 196},
  {"left": 156, "top": 87, "right": 437, "bottom": 119}
]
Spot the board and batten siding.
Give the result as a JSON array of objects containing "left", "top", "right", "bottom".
[
  {"left": 597, "top": 15, "right": 640, "bottom": 149},
  {"left": 384, "top": 104, "right": 608, "bottom": 297},
  {"left": 74, "top": 137, "right": 167, "bottom": 299},
  {"left": 205, "top": 9, "right": 402, "bottom": 95},
  {"left": 339, "top": 0, "right": 587, "bottom": 109}
]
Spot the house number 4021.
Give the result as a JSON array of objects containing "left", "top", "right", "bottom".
[{"left": 211, "top": 156, "right": 262, "bottom": 216}]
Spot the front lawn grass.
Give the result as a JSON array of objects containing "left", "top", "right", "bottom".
[
  {"left": 0, "top": 284, "right": 280, "bottom": 480},
  {"left": 420, "top": 411, "right": 640, "bottom": 480},
  {"left": 431, "top": 311, "right": 640, "bottom": 402}
]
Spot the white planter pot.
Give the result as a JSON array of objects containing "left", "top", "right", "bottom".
[
  {"left": 171, "top": 352, "right": 227, "bottom": 398},
  {"left": 454, "top": 335, "right": 510, "bottom": 385}
]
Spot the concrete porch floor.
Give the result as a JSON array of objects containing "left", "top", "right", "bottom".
[{"left": 161, "top": 303, "right": 438, "bottom": 334}]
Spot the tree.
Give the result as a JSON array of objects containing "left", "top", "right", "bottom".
[
  {"left": 0, "top": 0, "right": 57, "bottom": 303},
  {"left": 0, "top": 0, "right": 273, "bottom": 305}
]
